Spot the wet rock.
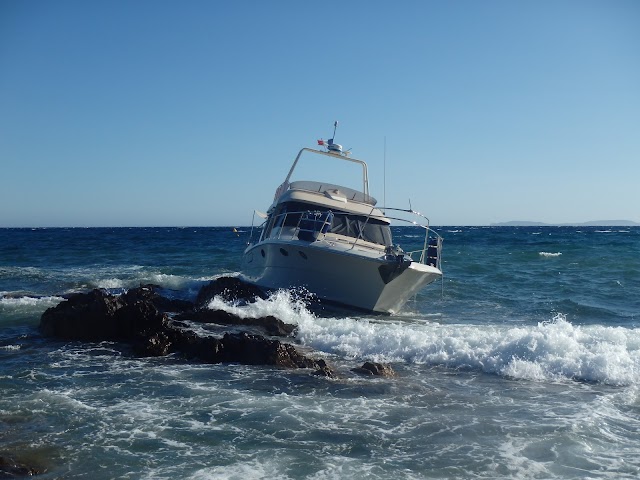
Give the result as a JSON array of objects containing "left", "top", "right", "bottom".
[
  {"left": 313, "top": 359, "right": 336, "bottom": 378},
  {"left": 352, "top": 361, "right": 396, "bottom": 377},
  {"left": 167, "top": 329, "right": 224, "bottom": 363},
  {"left": 39, "top": 288, "right": 168, "bottom": 342},
  {"left": 133, "top": 330, "right": 172, "bottom": 357},
  {"left": 0, "top": 455, "right": 41, "bottom": 477},
  {"left": 218, "top": 332, "right": 318, "bottom": 368},
  {"left": 178, "top": 309, "right": 296, "bottom": 337},
  {"left": 195, "top": 277, "right": 266, "bottom": 307},
  {"left": 124, "top": 284, "right": 194, "bottom": 313},
  {"left": 39, "top": 289, "right": 125, "bottom": 340},
  {"left": 39, "top": 287, "right": 325, "bottom": 371}
]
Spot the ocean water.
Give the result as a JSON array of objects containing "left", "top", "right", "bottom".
[{"left": 1, "top": 226, "right": 639, "bottom": 479}]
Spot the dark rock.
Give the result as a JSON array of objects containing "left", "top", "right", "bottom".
[
  {"left": 39, "top": 289, "right": 125, "bottom": 340},
  {"left": 39, "top": 288, "right": 168, "bottom": 342},
  {"left": 352, "top": 361, "right": 396, "bottom": 377},
  {"left": 39, "top": 286, "right": 328, "bottom": 373},
  {"left": 313, "top": 359, "right": 336, "bottom": 378},
  {"left": 124, "top": 284, "right": 194, "bottom": 313},
  {"left": 0, "top": 455, "right": 41, "bottom": 477},
  {"left": 195, "top": 277, "right": 266, "bottom": 308},
  {"left": 218, "top": 332, "right": 318, "bottom": 368},
  {"left": 178, "top": 309, "right": 296, "bottom": 337},
  {"left": 133, "top": 331, "right": 172, "bottom": 357},
  {"left": 167, "top": 328, "right": 225, "bottom": 363}
]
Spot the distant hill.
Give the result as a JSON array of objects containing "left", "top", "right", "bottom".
[{"left": 490, "top": 220, "right": 640, "bottom": 227}]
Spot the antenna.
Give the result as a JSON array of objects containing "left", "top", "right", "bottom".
[
  {"left": 332, "top": 120, "right": 338, "bottom": 141},
  {"left": 383, "top": 136, "right": 386, "bottom": 214}
]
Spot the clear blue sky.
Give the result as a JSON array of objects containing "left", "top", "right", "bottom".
[{"left": 1, "top": 0, "right": 639, "bottom": 227}]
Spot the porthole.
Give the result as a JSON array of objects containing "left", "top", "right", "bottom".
[
  {"left": 261, "top": 249, "right": 265, "bottom": 257},
  {"left": 280, "top": 248, "right": 289, "bottom": 256},
  {"left": 298, "top": 251, "right": 308, "bottom": 260}
]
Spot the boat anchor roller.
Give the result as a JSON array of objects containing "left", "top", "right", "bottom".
[{"left": 378, "top": 245, "right": 412, "bottom": 284}]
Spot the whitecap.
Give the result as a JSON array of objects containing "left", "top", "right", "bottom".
[
  {"left": 0, "top": 345, "right": 20, "bottom": 351},
  {"left": 295, "top": 313, "right": 640, "bottom": 386},
  {"left": 207, "top": 288, "right": 317, "bottom": 326},
  {"left": 539, "top": 252, "right": 562, "bottom": 257},
  {"left": 0, "top": 295, "right": 65, "bottom": 318}
]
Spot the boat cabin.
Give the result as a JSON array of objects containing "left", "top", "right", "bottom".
[{"left": 261, "top": 199, "right": 392, "bottom": 247}]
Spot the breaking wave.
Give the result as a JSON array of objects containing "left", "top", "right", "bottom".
[
  {"left": 211, "top": 292, "right": 640, "bottom": 387},
  {"left": 299, "top": 314, "right": 639, "bottom": 386}
]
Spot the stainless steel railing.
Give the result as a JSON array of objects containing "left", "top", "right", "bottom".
[{"left": 247, "top": 208, "right": 443, "bottom": 270}]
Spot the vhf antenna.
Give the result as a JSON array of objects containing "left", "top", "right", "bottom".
[{"left": 332, "top": 120, "right": 338, "bottom": 141}]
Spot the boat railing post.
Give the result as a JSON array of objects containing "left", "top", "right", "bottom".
[
  {"left": 277, "top": 212, "right": 287, "bottom": 240},
  {"left": 420, "top": 225, "right": 430, "bottom": 264},
  {"left": 248, "top": 210, "right": 256, "bottom": 245},
  {"left": 294, "top": 212, "right": 303, "bottom": 240},
  {"left": 348, "top": 206, "right": 377, "bottom": 251}
]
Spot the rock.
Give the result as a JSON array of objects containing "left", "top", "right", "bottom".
[
  {"left": 39, "top": 287, "right": 326, "bottom": 372},
  {"left": 167, "top": 328, "right": 224, "bottom": 363},
  {"left": 39, "top": 288, "right": 168, "bottom": 342},
  {"left": 178, "top": 309, "right": 296, "bottom": 337},
  {"left": 195, "top": 277, "right": 266, "bottom": 308},
  {"left": 123, "top": 284, "right": 194, "bottom": 313},
  {"left": 218, "top": 332, "right": 318, "bottom": 368},
  {"left": 0, "top": 455, "right": 41, "bottom": 477},
  {"left": 352, "top": 361, "right": 396, "bottom": 377},
  {"left": 39, "top": 289, "right": 125, "bottom": 340},
  {"left": 312, "top": 359, "right": 336, "bottom": 378},
  {"left": 133, "top": 331, "right": 171, "bottom": 357}
]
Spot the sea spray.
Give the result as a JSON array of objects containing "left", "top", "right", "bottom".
[{"left": 206, "top": 293, "right": 640, "bottom": 386}]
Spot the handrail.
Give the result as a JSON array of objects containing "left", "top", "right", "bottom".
[
  {"left": 248, "top": 207, "right": 443, "bottom": 270},
  {"left": 347, "top": 205, "right": 377, "bottom": 252},
  {"left": 282, "top": 148, "right": 370, "bottom": 200}
]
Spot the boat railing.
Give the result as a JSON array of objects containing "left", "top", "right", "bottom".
[
  {"left": 247, "top": 207, "right": 443, "bottom": 270},
  {"left": 381, "top": 207, "right": 443, "bottom": 269}
]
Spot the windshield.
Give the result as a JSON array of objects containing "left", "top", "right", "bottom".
[{"left": 266, "top": 201, "right": 392, "bottom": 246}]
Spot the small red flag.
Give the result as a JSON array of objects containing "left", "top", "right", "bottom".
[{"left": 317, "top": 139, "right": 324, "bottom": 146}]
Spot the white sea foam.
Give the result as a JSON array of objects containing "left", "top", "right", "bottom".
[
  {"left": 0, "top": 295, "right": 64, "bottom": 320},
  {"left": 0, "top": 295, "right": 63, "bottom": 307},
  {"left": 85, "top": 268, "right": 194, "bottom": 291},
  {"left": 207, "top": 293, "right": 640, "bottom": 386},
  {"left": 0, "top": 345, "right": 20, "bottom": 351},
  {"left": 93, "top": 277, "right": 126, "bottom": 289},
  {"left": 207, "top": 288, "right": 317, "bottom": 324},
  {"left": 298, "top": 314, "right": 640, "bottom": 386},
  {"left": 539, "top": 252, "right": 562, "bottom": 257},
  {"left": 188, "top": 458, "right": 291, "bottom": 480}
]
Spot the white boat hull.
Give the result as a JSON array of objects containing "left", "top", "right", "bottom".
[{"left": 241, "top": 239, "right": 441, "bottom": 314}]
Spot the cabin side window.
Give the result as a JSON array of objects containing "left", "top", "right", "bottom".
[
  {"left": 263, "top": 202, "right": 305, "bottom": 240},
  {"left": 330, "top": 214, "right": 392, "bottom": 246},
  {"left": 264, "top": 201, "right": 392, "bottom": 246}
]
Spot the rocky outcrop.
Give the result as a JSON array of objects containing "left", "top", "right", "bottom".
[
  {"left": 0, "top": 455, "right": 42, "bottom": 477},
  {"left": 39, "top": 285, "right": 327, "bottom": 372},
  {"left": 216, "top": 332, "right": 318, "bottom": 368},
  {"left": 37, "top": 279, "right": 412, "bottom": 379},
  {"left": 178, "top": 309, "right": 296, "bottom": 337},
  {"left": 40, "top": 287, "right": 167, "bottom": 342},
  {"left": 195, "top": 276, "right": 266, "bottom": 308},
  {"left": 352, "top": 361, "right": 396, "bottom": 377},
  {"left": 312, "top": 359, "right": 336, "bottom": 378}
]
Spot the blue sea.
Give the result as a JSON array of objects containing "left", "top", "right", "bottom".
[{"left": 1, "top": 226, "right": 639, "bottom": 479}]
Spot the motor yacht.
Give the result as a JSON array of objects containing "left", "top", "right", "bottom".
[{"left": 240, "top": 130, "right": 442, "bottom": 314}]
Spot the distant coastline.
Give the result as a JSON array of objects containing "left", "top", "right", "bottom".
[{"left": 490, "top": 220, "right": 640, "bottom": 227}]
